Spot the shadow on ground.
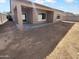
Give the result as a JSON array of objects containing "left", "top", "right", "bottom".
[{"left": 0, "top": 21, "right": 75, "bottom": 59}]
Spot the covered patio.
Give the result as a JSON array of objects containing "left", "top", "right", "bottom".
[{"left": 11, "top": 0, "right": 54, "bottom": 30}]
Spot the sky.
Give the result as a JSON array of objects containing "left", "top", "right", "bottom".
[{"left": 0, "top": 0, "right": 79, "bottom": 14}]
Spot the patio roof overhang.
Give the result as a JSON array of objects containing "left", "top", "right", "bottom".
[{"left": 15, "top": 0, "right": 54, "bottom": 12}]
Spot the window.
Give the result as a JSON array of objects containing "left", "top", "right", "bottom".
[
  {"left": 57, "top": 15, "right": 60, "bottom": 19},
  {"left": 39, "top": 13, "right": 46, "bottom": 19},
  {"left": 42, "top": 13, "right": 46, "bottom": 19},
  {"left": 22, "top": 14, "right": 26, "bottom": 20}
]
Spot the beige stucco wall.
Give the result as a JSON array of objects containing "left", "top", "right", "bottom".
[{"left": 53, "top": 11, "right": 65, "bottom": 23}]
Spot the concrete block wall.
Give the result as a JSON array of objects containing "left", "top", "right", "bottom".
[
  {"left": 64, "top": 15, "right": 79, "bottom": 21},
  {"left": 0, "top": 14, "right": 8, "bottom": 25},
  {"left": 47, "top": 11, "right": 53, "bottom": 23}
]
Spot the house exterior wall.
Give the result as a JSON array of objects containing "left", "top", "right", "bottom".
[
  {"left": 53, "top": 11, "right": 65, "bottom": 23},
  {"left": 22, "top": 7, "right": 33, "bottom": 24},
  {"left": 10, "top": 0, "right": 65, "bottom": 23},
  {"left": 10, "top": 0, "right": 66, "bottom": 30},
  {"left": 32, "top": 9, "right": 48, "bottom": 24},
  {"left": 10, "top": 0, "right": 54, "bottom": 23}
]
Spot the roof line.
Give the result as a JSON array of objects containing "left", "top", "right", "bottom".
[{"left": 17, "top": 0, "right": 65, "bottom": 12}]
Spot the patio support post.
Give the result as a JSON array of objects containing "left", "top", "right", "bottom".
[
  {"left": 16, "top": 3, "right": 24, "bottom": 31},
  {"left": 10, "top": 0, "right": 15, "bottom": 22}
]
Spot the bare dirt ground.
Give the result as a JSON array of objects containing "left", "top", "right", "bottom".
[
  {"left": 0, "top": 21, "right": 74, "bottom": 59},
  {"left": 46, "top": 22, "right": 79, "bottom": 59}
]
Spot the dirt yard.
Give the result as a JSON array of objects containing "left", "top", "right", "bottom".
[{"left": 0, "top": 21, "right": 74, "bottom": 59}]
